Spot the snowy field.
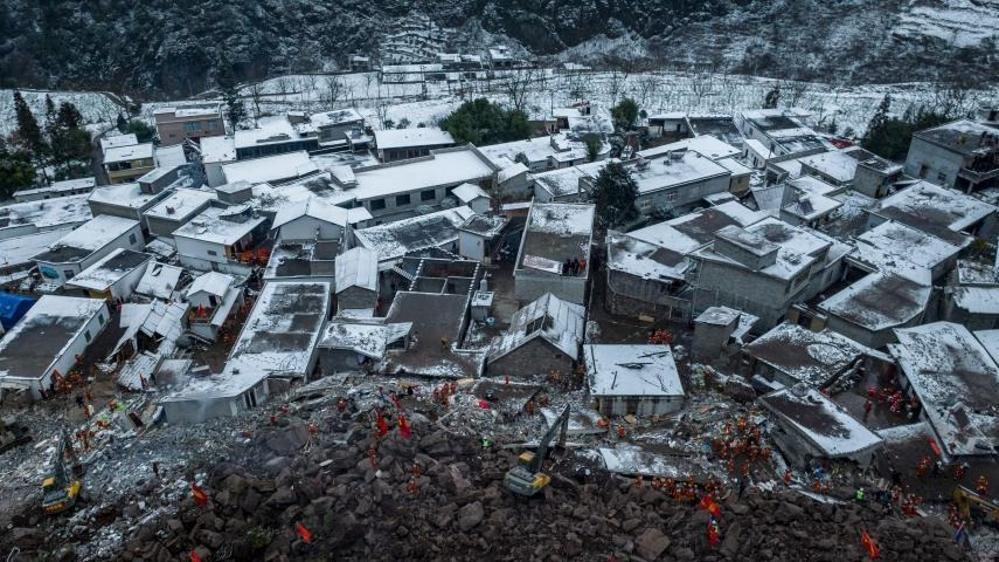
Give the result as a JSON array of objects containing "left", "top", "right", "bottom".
[
  {"left": 0, "top": 88, "right": 124, "bottom": 136},
  {"left": 137, "top": 69, "right": 999, "bottom": 139}
]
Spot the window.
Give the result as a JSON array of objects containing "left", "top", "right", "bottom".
[
  {"left": 918, "top": 165, "right": 929, "bottom": 178},
  {"left": 396, "top": 194, "right": 411, "bottom": 206},
  {"left": 98, "top": 313, "right": 106, "bottom": 325},
  {"left": 421, "top": 189, "right": 436, "bottom": 202},
  {"left": 64, "top": 270, "right": 75, "bottom": 279},
  {"left": 937, "top": 172, "right": 947, "bottom": 183},
  {"left": 370, "top": 198, "right": 386, "bottom": 211},
  {"left": 207, "top": 249, "right": 218, "bottom": 256},
  {"left": 129, "top": 233, "right": 137, "bottom": 244},
  {"left": 84, "top": 330, "right": 92, "bottom": 343}
]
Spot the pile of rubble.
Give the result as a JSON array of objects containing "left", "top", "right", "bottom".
[{"left": 2, "top": 405, "right": 970, "bottom": 562}]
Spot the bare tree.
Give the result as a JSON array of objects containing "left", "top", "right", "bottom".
[
  {"left": 375, "top": 101, "right": 390, "bottom": 129},
  {"left": 607, "top": 70, "right": 627, "bottom": 105},
  {"left": 504, "top": 68, "right": 536, "bottom": 112},
  {"left": 321, "top": 75, "right": 345, "bottom": 111},
  {"left": 780, "top": 79, "right": 811, "bottom": 109},
  {"left": 248, "top": 82, "right": 265, "bottom": 123},
  {"left": 689, "top": 72, "right": 716, "bottom": 107}
]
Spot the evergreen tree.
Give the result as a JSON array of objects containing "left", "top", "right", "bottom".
[
  {"left": 56, "top": 102, "right": 83, "bottom": 130},
  {"left": 583, "top": 134, "right": 602, "bottom": 162},
  {"left": 116, "top": 113, "right": 128, "bottom": 133},
  {"left": 861, "top": 97, "right": 949, "bottom": 161},
  {"left": 0, "top": 144, "right": 36, "bottom": 199},
  {"left": 440, "top": 98, "right": 530, "bottom": 146},
  {"left": 592, "top": 162, "right": 639, "bottom": 229},
  {"left": 216, "top": 56, "right": 246, "bottom": 130},
  {"left": 44, "top": 94, "right": 57, "bottom": 129},
  {"left": 763, "top": 84, "right": 782, "bottom": 109},
  {"left": 611, "top": 98, "right": 640, "bottom": 131},
  {"left": 126, "top": 120, "right": 157, "bottom": 143},
  {"left": 12, "top": 91, "right": 46, "bottom": 157}
]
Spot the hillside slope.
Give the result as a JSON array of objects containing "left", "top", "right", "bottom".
[{"left": 0, "top": 0, "right": 995, "bottom": 98}]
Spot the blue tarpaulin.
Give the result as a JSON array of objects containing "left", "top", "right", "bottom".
[{"left": 0, "top": 292, "right": 35, "bottom": 331}]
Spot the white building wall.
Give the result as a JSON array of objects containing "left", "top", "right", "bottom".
[
  {"left": 109, "top": 260, "right": 151, "bottom": 300},
  {"left": 16, "top": 303, "right": 109, "bottom": 399},
  {"left": 279, "top": 216, "right": 345, "bottom": 241},
  {"left": 36, "top": 224, "right": 144, "bottom": 286},
  {"left": 205, "top": 162, "right": 227, "bottom": 188},
  {"left": 459, "top": 231, "right": 486, "bottom": 261}
]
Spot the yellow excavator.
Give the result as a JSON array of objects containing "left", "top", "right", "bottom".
[
  {"left": 953, "top": 485, "right": 999, "bottom": 526},
  {"left": 504, "top": 404, "right": 570, "bottom": 496},
  {"left": 41, "top": 432, "right": 83, "bottom": 515}
]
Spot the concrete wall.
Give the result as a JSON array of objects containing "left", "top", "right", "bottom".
[
  {"left": 594, "top": 394, "right": 683, "bottom": 417},
  {"left": 904, "top": 137, "right": 964, "bottom": 190},
  {"left": 606, "top": 269, "right": 690, "bottom": 321},
  {"left": 107, "top": 159, "right": 155, "bottom": 184},
  {"left": 279, "top": 216, "right": 345, "bottom": 242},
  {"left": 236, "top": 139, "right": 319, "bottom": 160},
  {"left": 205, "top": 162, "right": 227, "bottom": 188},
  {"left": 487, "top": 338, "right": 574, "bottom": 379},
  {"left": 514, "top": 269, "right": 587, "bottom": 305},
  {"left": 161, "top": 380, "right": 269, "bottom": 424},
  {"left": 157, "top": 116, "right": 225, "bottom": 146},
  {"left": 337, "top": 286, "right": 377, "bottom": 311},
  {"left": 459, "top": 230, "right": 487, "bottom": 261},
  {"left": 692, "top": 260, "right": 792, "bottom": 329},
  {"left": 824, "top": 310, "right": 923, "bottom": 350},
  {"left": 499, "top": 171, "right": 532, "bottom": 200},
  {"left": 853, "top": 165, "right": 891, "bottom": 199},
  {"left": 88, "top": 200, "right": 147, "bottom": 223},
  {"left": 319, "top": 348, "right": 373, "bottom": 375},
  {"left": 634, "top": 174, "right": 730, "bottom": 217},
  {"left": 107, "top": 259, "right": 151, "bottom": 301},
  {"left": 146, "top": 215, "right": 187, "bottom": 238}
]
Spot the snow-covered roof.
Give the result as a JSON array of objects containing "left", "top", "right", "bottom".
[
  {"left": 134, "top": 262, "right": 185, "bottom": 300},
  {"left": 353, "top": 206, "right": 474, "bottom": 264},
  {"left": 457, "top": 214, "right": 507, "bottom": 238},
  {"left": 65, "top": 248, "right": 151, "bottom": 291},
  {"left": 606, "top": 231, "right": 688, "bottom": 282},
  {"left": 818, "top": 272, "right": 930, "bottom": 332},
  {"left": 0, "top": 296, "right": 106, "bottom": 383},
  {"left": 532, "top": 160, "right": 609, "bottom": 199},
  {"left": 233, "top": 116, "right": 301, "bottom": 149},
  {"left": 271, "top": 196, "right": 371, "bottom": 231},
  {"left": 876, "top": 181, "right": 996, "bottom": 234},
  {"left": 345, "top": 147, "right": 496, "bottom": 201},
  {"left": 172, "top": 205, "right": 267, "bottom": 246},
  {"left": 155, "top": 144, "right": 187, "bottom": 168},
  {"left": 890, "top": 322, "right": 999, "bottom": 457},
  {"left": 104, "top": 142, "right": 154, "bottom": 164},
  {"left": 745, "top": 322, "right": 881, "bottom": 387},
  {"left": 585, "top": 344, "right": 682, "bottom": 397},
  {"left": 451, "top": 182, "right": 490, "bottom": 204},
  {"left": 953, "top": 286, "right": 999, "bottom": 315},
  {"left": 224, "top": 281, "right": 331, "bottom": 379},
  {"left": 88, "top": 182, "right": 165, "bottom": 210},
  {"left": 626, "top": 151, "right": 729, "bottom": 195},
  {"left": 497, "top": 162, "right": 529, "bottom": 184},
  {"left": 310, "top": 108, "right": 363, "bottom": 128},
  {"left": 100, "top": 133, "right": 138, "bottom": 152},
  {"left": 744, "top": 138, "right": 776, "bottom": 160},
  {"left": 781, "top": 181, "right": 842, "bottom": 222},
  {"left": 144, "top": 188, "right": 215, "bottom": 221},
  {"left": 41, "top": 215, "right": 139, "bottom": 256},
  {"left": 14, "top": 177, "right": 97, "bottom": 200},
  {"left": 375, "top": 128, "right": 454, "bottom": 150},
  {"left": 222, "top": 151, "right": 319, "bottom": 185},
  {"left": 318, "top": 319, "right": 412, "bottom": 359},
  {"left": 914, "top": 119, "right": 999, "bottom": 156},
  {"left": 478, "top": 133, "right": 608, "bottom": 169},
  {"left": 638, "top": 135, "right": 740, "bottom": 161},
  {"left": 518, "top": 202, "right": 595, "bottom": 272},
  {"left": 187, "top": 271, "right": 236, "bottom": 299},
  {"left": 154, "top": 104, "right": 221, "bottom": 118},
  {"left": 849, "top": 220, "right": 965, "bottom": 282},
  {"left": 488, "top": 293, "right": 585, "bottom": 363},
  {"left": 0, "top": 227, "right": 74, "bottom": 269},
  {"left": 798, "top": 150, "right": 862, "bottom": 183},
  {"left": 199, "top": 135, "right": 237, "bottom": 163},
  {"left": 335, "top": 247, "right": 378, "bottom": 293},
  {"left": 761, "top": 385, "right": 883, "bottom": 458},
  {"left": 629, "top": 201, "right": 767, "bottom": 252},
  {"left": 716, "top": 157, "right": 751, "bottom": 176},
  {"left": 696, "top": 218, "right": 849, "bottom": 282}
]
